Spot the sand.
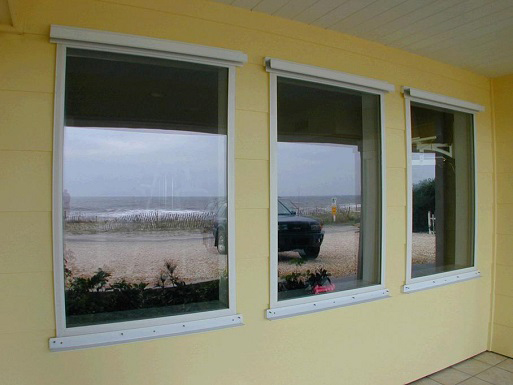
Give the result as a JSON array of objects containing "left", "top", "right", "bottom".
[
  {"left": 411, "top": 233, "right": 436, "bottom": 264},
  {"left": 65, "top": 227, "right": 436, "bottom": 285},
  {"left": 65, "top": 230, "right": 227, "bottom": 286},
  {"left": 277, "top": 226, "right": 360, "bottom": 279}
]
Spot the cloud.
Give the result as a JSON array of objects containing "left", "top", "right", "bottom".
[
  {"left": 63, "top": 126, "right": 227, "bottom": 197},
  {"left": 278, "top": 142, "right": 360, "bottom": 196}
]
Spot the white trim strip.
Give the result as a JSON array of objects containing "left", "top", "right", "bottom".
[
  {"left": 405, "top": 97, "right": 413, "bottom": 284},
  {"left": 472, "top": 114, "right": 479, "bottom": 270},
  {"left": 227, "top": 66, "right": 237, "bottom": 312},
  {"left": 266, "top": 289, "right": 390, "bottom": 320},
  {"left": 379, "top": 94, "right": 387, "bottom": 288},
  {"left": 402, "top": 87, "right": 484, "bottom": 113},
  {"left": 269, "top": 73, "right": 279, "bottom": 309},
  {"left": 52, "top": 44, "right": 67, "bottom": 336},
  {"left": 50, "top": 314, "right": 244, "bottom": 352},
  {"left": 50, "top": 25, "right": 248, "bottom": 67},
  {"left": 403, "top": 270, "right": 481, "bottom": 293},
  {"left": 265, "top": 58, "right": 394, "bottom": 94}
]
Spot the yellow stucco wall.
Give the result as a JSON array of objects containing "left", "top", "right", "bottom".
[
  {"left": 0, "top": 1, "right": 496, "bottom": 384},
  {"left": 491, "top": 74, "right": 513, "bottom": 358}
]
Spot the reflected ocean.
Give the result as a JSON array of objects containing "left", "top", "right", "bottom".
[
  {"left": 67, "top": 196, "right": 220, "bottom": 219},
  {"left": 67, "top": 195, "right": 360, "bottom": 219}
]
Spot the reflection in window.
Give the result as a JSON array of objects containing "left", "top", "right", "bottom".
[
  {"left": 411, "top": 104, "right": 475, "bottom": 278},
  {"left": 62, "top": 49, "right": 229, "bottom": 327},
  {"left": 276, "top": 77, "right": 382, "bottom": 301}
]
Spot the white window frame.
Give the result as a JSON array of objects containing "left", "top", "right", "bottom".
[
  {"left": 402, "top": 87, "right": 484, "bottom": 293},
  {"left": 266, "top": 58, "right": 393, "bottom": 320},
  {"left": 49, "top": 26, "right": 247, "bottom": 351}
]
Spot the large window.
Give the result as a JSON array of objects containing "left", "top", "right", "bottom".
[
  {"left": 267, "top": 59, "right": 392, "bottom": 318},
  {"left": 404, "top": 87, "right": 483, "bottom": 292},
  {"left": 50, "top": 26, "right": 246, "bottom": 350}
]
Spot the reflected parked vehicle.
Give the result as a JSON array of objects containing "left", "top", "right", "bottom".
[
  {"left": 213, "top": 200, "right": 324, "bottom": 258},
  {"left": 278, "top": 200, "right": 324, "bottom": 259},
  {"left": 213, "top": 202, "right": 228, "bottom": 254}
]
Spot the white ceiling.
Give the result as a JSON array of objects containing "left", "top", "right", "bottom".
[{"left": 212, "top": 0, "right": 513, "bottom": 77}]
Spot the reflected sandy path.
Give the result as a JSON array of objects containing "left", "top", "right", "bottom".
[{"left": 65, "top": 230, "right": 226, "bottom": 286}]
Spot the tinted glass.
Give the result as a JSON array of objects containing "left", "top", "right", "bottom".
[
  {"left": 276, "top": 77, "right": 382, "bottom": 301},
  {"left": 410, "top": 103, "right": 475, "bottom": 278},
  {"left": 62, "top": 49, "right": 229, "bottom": 327}
]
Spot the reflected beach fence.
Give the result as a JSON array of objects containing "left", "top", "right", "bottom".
[
  {"left": 63, "top": 195, "right": 227, "bottom": 233},
  {"left": 65, "top": 210, "right": 216, "bottom": 232},
  {"left": 287, "top": 201, "right": 362, "bottom": 226},
  {"left": 297, "top": 204, "right": 361, "bottom": 217}
]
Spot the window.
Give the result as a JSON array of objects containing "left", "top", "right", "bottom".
[
  {"left": 50, "top": 26, "right": 246, "bottom": 350},
  {"left": 403, "top": 87, "right": 483, "bottom": 293},
  {"left": 267, "top": 59, "right": 393, "bottom": 319}
]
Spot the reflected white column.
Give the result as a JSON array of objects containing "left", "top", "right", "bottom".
[
  {"left": 358, "top": 95, "right": 380, "bottom": 284},
  {"left": 453, "top": 113, "right": 472, "bottom": 267}
]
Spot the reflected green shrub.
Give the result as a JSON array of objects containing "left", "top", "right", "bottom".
[
  {"left": 413, "top": 178, "right": 435, "bottom": 232},
  {"left": 64, "top": 261, "right": 219, "bottom": 317},
  {"left": 278, "top": 267, "right": 332, "bottom": 292}
]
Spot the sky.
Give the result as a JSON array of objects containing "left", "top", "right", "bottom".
[
  {"left": 64, "top": 127, "right": 397, "bottom": 198},
  {"left": 278, "top": 142, "right": 360, "bottom": 196},
  {"left": 411, "top": 153, "right": 436, "bottom": 184},
  {"left": 63, "top": 127, "right": 227, "bottom": 197}
]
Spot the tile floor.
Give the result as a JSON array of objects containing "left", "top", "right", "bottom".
[{"left": 408, "top": 351, "right": 513, "bottom": 385}]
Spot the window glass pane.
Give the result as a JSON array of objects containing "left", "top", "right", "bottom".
[
  {"left": 276, "top": 77, "right": 382, "bottom": 301},
  {"left": 411, "top": 103, "right": 474, "bottom": 278},
  {"left": 62, "top": 49, "right": 229, "bottom": 328}
]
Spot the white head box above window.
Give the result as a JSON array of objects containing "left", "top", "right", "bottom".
[
  {"left": 402, "top": 87, "right": 485, "bottom": 114},
  {"left": 50, "top": 25, "right": 248, "bottom": 68},
  {"left": 265, "top": 57, "right": 395, "bottom": 95}
]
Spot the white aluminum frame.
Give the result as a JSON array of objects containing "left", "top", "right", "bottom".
[
  {"left": 267, "top": 58, "right": 394, "bottom": 318},
  {"left": 403, "top": 87, "right": 483, "bottom": 293},
  {"left": 50, "top": 26, "right": 246, "bottom": 351}
]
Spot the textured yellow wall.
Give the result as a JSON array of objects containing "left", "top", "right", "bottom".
[
  {"left": 491, "top": 74, "right": 513, "bottom": 358},
  {"left": 0, "top": 1, "right": 495, "bottom": 384}
]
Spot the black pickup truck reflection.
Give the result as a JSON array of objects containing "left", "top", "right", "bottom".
[{"left": 278, "top": 200, "right": 324, "bottom": 259}]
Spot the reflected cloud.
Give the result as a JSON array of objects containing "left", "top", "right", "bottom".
[{"left": 63, "top": 126, "right": 227, "bottom": 197}]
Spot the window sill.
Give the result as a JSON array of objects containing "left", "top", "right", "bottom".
[
  {"left": 403, "top": 270, "right": 481, "bottom": 293},
  {"left": 266, "top": 288, "right": 390, "bottom": 320},
  {"left": 49, "top": 314, "right": 244, "bottom": 352}
]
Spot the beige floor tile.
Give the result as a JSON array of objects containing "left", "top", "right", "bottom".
[
  {"left": 476, "top": 367, "right": 513, "bottom": 385},
  {"left": 458, "top": 377, "right": 495, "bottom": 385},
  {"left": 452, "top": 358, "right": 492, "bottom": 375},
  {"left": 408, "top": 378, "right": 442, "bottom": 385},
  {"left": 474, "top": 351, "right": 507, "bottom": 366},
  {"left": 429, "top": 368, "right": 471, "bottom": 385},
  {"left": 497, "top": 358, "right": 513, "bottom": 373}
]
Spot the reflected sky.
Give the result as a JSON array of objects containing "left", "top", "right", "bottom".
[
  {"left": 63, "top": 127, "right": 227, "bottom": 197},
  {"left": 412, "top": 152, "right": 436, "bottom": 185},
  {"left": 278, "top": 142, "right": 360, "bottom": 196}
]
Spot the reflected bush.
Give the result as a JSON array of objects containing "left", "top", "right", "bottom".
[
  {"left": 279, "top": 272, "right": 307, "bottom": 291},
  {"left": 156, "top": 260, "right": 185, "bottom": 288},
  {"left": 279, "top": 267, "right": 332, "bottom": 293},
  {"left": 64, "top": 260, "right": 219, "bottom": 317},
  {"left": 413, "top": 178, "right": 435, "bottom": 232},
  {"left": 305, "top": 268, "right": 331, "bottom": 288}
]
